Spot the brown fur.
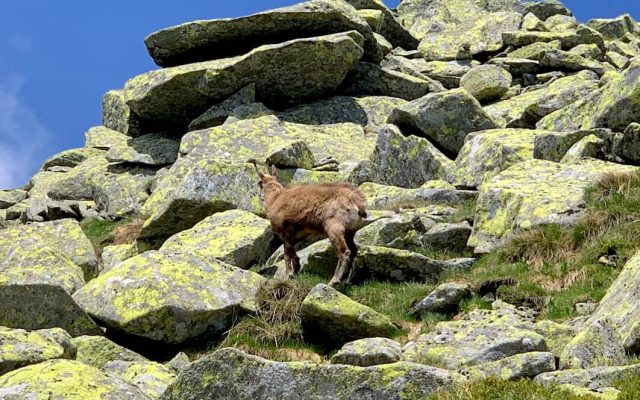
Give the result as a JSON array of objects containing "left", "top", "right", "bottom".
[{"left": 255, "top": 163, "right": 367, "bottom": 286}]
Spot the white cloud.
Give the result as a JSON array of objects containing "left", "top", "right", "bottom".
[{"left": 0, "top": 74, "right": 52, "bottom": 189}]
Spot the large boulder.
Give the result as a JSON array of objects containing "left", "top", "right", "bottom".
[
  {"left": 340, "top": 62, "right": 439, "bottom": 100},
  {"left": 535, "top": 364, "right": 640, "bottom": 393},
  {"left": 587, "top": 14, "right": 638, "bottom": 40},
  {"left": 583, "top": 251, "right": 640, "bottom": 353},
  {"left": 144, "top": 0, "right": 381, "bottom": 67},
  {"left": 397, "top": 0, "right": 522, "bottom": 61},
  {"left": 106, "top": 133, "right": 180, "bottom": 166},
  {"left": 72, "top": 250, "right": 264, "bottom": 344},
  {"left": 161, "top": 348, "right": 464, "bottom": 400},
  {"left": 0, "top": 327, "right": 76, "bottom": 375},
  {"left": 537, "top": 59, "right": 640, "bottom": 132},
  {"left": 533, "top": 128, "right": 613, "bottom": 162},
  {"left": 460, "top": 65, "right": 512, "bottom": 103},
  {"left": 462, "top": 352, "right": 556, "bottom": 381},
  {"left": 84, "top": 125, "right": 130, "bottom": 150},
  {"left": 484, "top": 70, "right": 599, "bottom": 128},
  {"left": 159, "top": 210, "right": 275, "bottom": 270},
  {"left": 137, "top": 159, "right": 262, "bottom": 243},
  {"left": 0, "top": 190, "right": 26, "bottom": 210},
  {"left": 409, "top": 282, "right": 472, "bottom": 316},
  {"left": 102, "top": 90, "right": 144, "bottom": 137},
  {"left": 331, "top": 337, "right": 403, "bottom": 367},
  {"left": 300, "top": 284, "right": 399, "bottom": 345},
  {"left": 103, "top": 360, "right": 176, "bottom": 398},
  {"left": 73, "top": 335, "right": 147, "bottom": 369},
  {"left": 40, "top": 148, "right": 105, "bottom": 171},
  {"left": 370, "top": 124, "right": 455, "bottom": 188},
  {"left": 188, "top": 84, "right": 256, "bottom": 130},
  {"left": 523, "top": 0, "right": 572, "bottom": 22},
  {"left": 0, "top": 359, "right": 152, "bottom": 399},
  {"left": 359, "top": 182, "right": 477, "bottom": 211},
  {"left": 388, "top": 89, "right": 497, "bottom": 155},
  {"left": 126, "top": 31, "right": 365, "bottom": 128},
  {"left": 403, "top": 318, "right": 547, "bottom": 369},
  {"left": 508, "top": 40, "right": 562, "bottom": 60},
  {"left": 455, "top": 129, "right": 552, "bottom": 189},
  {"left": 469, "top": 159, "right": 637, "bottom": 253},
  {"left": 279, "top": 95, "right": 407, "bottom": 127},
  {"left": 539, "top": 49, "right": 613, "bottom": 76},
  {"left": 559, "top": 317, "right": 628, "bottom": 370}
]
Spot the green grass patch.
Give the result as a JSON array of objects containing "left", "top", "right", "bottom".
[{"left": 427, "top": 378, "right": 600, "bottom": 400}]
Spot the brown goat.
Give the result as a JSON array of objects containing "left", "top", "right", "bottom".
[{"left": 253, "top": 162, "right": 367, "bottom": 286}]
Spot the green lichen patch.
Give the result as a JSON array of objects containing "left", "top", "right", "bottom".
[{"left": 0, "top": 327, "right": 76, "bottom": 375}]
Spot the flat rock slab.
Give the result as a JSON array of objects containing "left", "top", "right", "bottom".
[
  {"left": 461, "top": 351, "right": 556, "bottom": 381},
  {"left": 144, "top": 0, "right": 381, "bottom": 67},
  {"left": 300, "top": 284, "right": 399, "bottom": 345},
  {"left": 403, "top": 318, "right": 547, "bottom": 369},
  {"left": 469, "top": 159, "right": 637, "bottom": 253},
  {"left": 358, "top": 182, "right": 477, "bottom": 211},
  {"left": 160, "top": 209, "right": 275, "bottom": 270},
  {"left": 126, "top": 31, "right": 365, "bottom": 127},
  {"left": 535, "top": 364, "right": 640, "bottom": 392},
  {"left": 0, "top": 359, "right": 152, "bottom": 400},
  {"left": 106, "top": 133, "right": 180, "bottom": 166},
  {"left": 160, "top": 348, "right": 464, "bottom": 400},
  {"left": 0, "top": 327, "right": 76, "bottom": 375},
  {"left": 331, "top": 337, "right": 403, "bottom": 367},
  {"left": 73, "top": 250, "right": 264, "bottom": 344}
]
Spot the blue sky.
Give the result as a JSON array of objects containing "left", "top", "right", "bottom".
[{"left": 0, "top": 1, "right": 639, "bottom": 189}]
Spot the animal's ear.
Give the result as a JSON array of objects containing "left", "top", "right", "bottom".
[
  {"left": 250, "top": 159, "right": 265, "bottom": 179},
  {"left": 271, "top": 164, "right": 278, "bottom": 176}
]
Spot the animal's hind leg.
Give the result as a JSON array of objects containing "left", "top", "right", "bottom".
[
  {"left": 344, "top": 230, "right": 358, "bottom": 284},
  {"left": 283, "top": 243, "right": 299, "bottom": 279},
  {"left": 326, "top": 222, "right": 351, "bottom": 287}
]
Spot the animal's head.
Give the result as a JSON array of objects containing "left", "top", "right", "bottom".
[{"left": 251, "top": 160, "right": 283, "bottom": 203}]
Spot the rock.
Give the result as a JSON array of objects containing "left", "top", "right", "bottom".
[
  {"left": 524, "top": 1, "right": 572, "bottom": 22},
  {"left": 607, "top": 51, "right": 631, "bottom": 70},
  {"left": 101, "top": 244, "right": 137, "bottom": 273},
  {"left": 455, "top": 129, "right": 552, "bottom": 189},
  {"left": 611, "top": 122, "right": 640, "bottom": 163},
  {"left": 265, "top": 140, "right": 316, "bottom": 170},
  {"left": 508, "top": 40, "right": 562, "bottom": 60},
  {"left": 102, "top": 89, "right": 144, "bottom": 137},
  {"left": 84, "top": 125, "right": 129, "bottom": 150},
  {"left": 46, "top": 156, "right": 157, "bottom": 218},
  {"left": 575, "top": 302, "right": 598, "bottom": 316},
  {"left": 41, "top": 148, "right": 105, "bottom": 171},
  {"left": 587, "top": 14, "right": 638, "bottom": 40},
  {"left": 180, "top": 116, "right": 375, "bottom": 167},
  {"left": 560, "top": 317, "right": 628, "bottom": 370},
  {"left": 331, "top": 337, "right": 403, "bottom": 367},
  {"left": 388, "top": 88, "right": 497, "bottom": 155},
  {"left": 340, "top": 62, "right": 437, "bottom": 100},
  {"left": 537, "top": 59, "right": 640, "bottom": 132},
  {"left": 137, "top": 159, "right": 262, "bottom": 243},
  {"left": 103, "top": 360, "right": 176, "bottom": 398},
  {"left": 522, "top": 12, "right": 548, "bottom": 32},
  {"left": 165, "top": 352, "right": 190, "bottom": 374},
  {"left": 461, "top": 352, "right": 556, "bottom": 381},
  {"left": 0, "top": 190, "right": 26, "bottom": 210},
  {"left": 370, "top": 124, "right": 454, "bottom": 188},
  {"left": 161, "top": 347, "right": 464, "bottom": 400},
  {"left": 358, "top": 182, "right": 477, "bottom": 211},
  {"left": 159, "top": 210, "right": 275, "bottom": 270},
  {"left": 382, "top": 57, "right": 471, "bottom": 89},
  {"left": 106, "top": 133, "right": 180, "bottom": 166},
  {"left": 355, "top": 212, "right": 431, "bottom": 249},
  {"left": 72, "top": 335, "right": 147, "bottom": 368},
  {"left": 460, "top": 65, "right": 512, "bottom": 103},
  {"left": 546, "top": 15, "right": 580, "bottom": 32},
  {"left": 0, "top": 327, "right": 76, "bottom": 375},
  {"left": 145, "top": 0, "right": 382, "bottom": 67},
  {"left": 403, "top": 318, "right": 547, "bottom": 369},
  {"left": 126, "top": 31, "right": 365, "bottom": 128},
  {"left": 0, "top": 359, "right": 152, "bottom": 399},
  {"left": 223, "top": 102, "right": 274, "bottom": 125},
  {"left": 468, "top": 159, "right": 637, "bottom": 253},
  {"left": 397, "top": 0, "right": 522, "bottom": 61},
  {"left": 342, "top": 0, "right": 419, "bottom": 50},
  {"left": 531, "top": 320, "right": 577, "bottom": 359},
  {"left": 72, "top": 250, "right": 264, "bottom": 344},
  {"left": 280, "top": 95, "right": 407, "bottom": 127},
  {"left": 487, "top": 57, "right": 541, "bottom": 76},
  {"left": 607, "top": 40, "right": 639, "bottom": 59},
  {"left": 560, "top": 134, "right": 606, "bottom": 164},
  {"left": 300, "top": 284, "right": 399, "bottom": 345},
  {"left": 533, "top": 128, "right": 613, "bottom": 162},
  {"left": 503, "top": 25, "right": 604, "bottom": 50},
  {"left": 540, "top": 49, "right": 613, "bottom": 76},
  {"left": 409, "top": 282, "right": 472, "bottom": 316},
  {"left": 583, "top": 251, "right": 640, "bottom": 353},
  {"left": 188, "top": 84, "right": 255, "bottom": 130},
  {"left": 535, "top": 364, "right": 640, "bottom": 392},
  {"left": 420, "top": 221, "right": 472, "bottom": 252},
  {"left": 568, "top": 43, "right": 604, "bottom": 60},
  {"left": 484, "top": 70, "right": 599, "bottom": 128}
]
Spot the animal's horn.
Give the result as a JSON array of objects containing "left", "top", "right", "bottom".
[{"left": 250, "top": 159, "right": 265, "bottom": 178}]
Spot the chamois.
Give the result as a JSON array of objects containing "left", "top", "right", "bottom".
[{"left": 253, "top": 161, "right": 367, "bottom": 286}]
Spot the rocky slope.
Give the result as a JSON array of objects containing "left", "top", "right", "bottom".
[{"left": 2, "top": 0, "right": 640, "bottom": 399}]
